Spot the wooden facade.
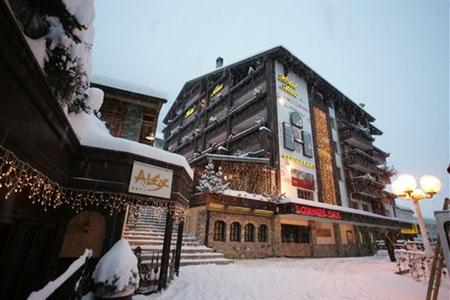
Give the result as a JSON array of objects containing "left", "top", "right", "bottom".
[
  {"left": 0, "top": 2, "right": 191, "bottom": 298},
  {"left": 92, "top": 82, "right": 166, "bottom": 146}
]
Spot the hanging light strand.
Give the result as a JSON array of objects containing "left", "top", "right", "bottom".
[{"left": 0, "top": 144, "right": 187, "bottom": 219}]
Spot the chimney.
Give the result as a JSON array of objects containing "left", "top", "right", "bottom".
[{"left": 216, "top": 57, "right": 223, "bottom": 68}]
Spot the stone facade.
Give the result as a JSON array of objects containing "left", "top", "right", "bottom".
[
  {"left": 188, "top": 206, "right": 379, "bottom": 259},
  {"left": 207, "top": 211, "right": 274, "bottom": 259}
]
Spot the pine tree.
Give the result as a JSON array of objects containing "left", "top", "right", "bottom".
[{"left": 196, "top": 160, "right": 229, "bottom": 194}]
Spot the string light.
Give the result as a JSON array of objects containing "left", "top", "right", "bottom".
[
  {"left": 313, "top": 107, "right": 337, "bottom": 204},
  {"left": 0, "top": 145, "right": 187, "bottom": 220}
]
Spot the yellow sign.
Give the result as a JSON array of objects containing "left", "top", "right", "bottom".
[
  {"left": 278, "top": 74, "right": 298, "bottom": 97},
  {"left": 282, "top": 154, "right": 315, "bottom": 169},
  {"left": 211, "top": 83, "right": 224, "bottom": 97},
  {"left": 129, "top": 161, "right": 173, "bottom": 199},
  {"left": 185, "top": 106, "right": 195, "bottom": 118},
  {"left": 400, "top": 225, "right": 419, "bottom": 235}
]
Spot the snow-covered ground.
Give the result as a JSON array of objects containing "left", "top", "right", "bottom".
[{"left": 139, "top": 255, "right": 449, "bottom": 300}]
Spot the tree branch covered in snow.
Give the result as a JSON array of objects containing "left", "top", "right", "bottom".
[{"left": 11, "top": 0, "right": 95, "bottom": 112}]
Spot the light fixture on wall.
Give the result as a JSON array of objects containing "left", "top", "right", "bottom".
[{"left": 145, "top": 132, "right": 155, "bottom": 141}]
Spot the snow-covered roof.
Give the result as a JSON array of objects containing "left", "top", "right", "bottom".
[
  {"left": 68, "top": 108, "right": 193, "bottom": 179},
  {"left": 92, "top": 74, "right": 168, "bottom": 101}
]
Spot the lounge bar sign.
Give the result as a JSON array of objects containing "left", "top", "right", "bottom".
[
  {"left": 294, "top": 204, "right": 342, "bottom": 220},
  {"left": 129, "top": 161, "right": 173, "bottom": 199}
]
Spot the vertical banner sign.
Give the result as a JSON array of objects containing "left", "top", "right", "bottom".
[
  {"left": 275, "top": 61, "right": 317, "bottom": 201},
  {"left": 129, "top": 161, "right": 173, "bottom": 199}
]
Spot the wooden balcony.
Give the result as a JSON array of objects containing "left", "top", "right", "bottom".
[
  {"left": 368, "top": 146, "right": 389, "bottom": 164},
  {"left": 344, "top": 150, "right": 377, "bottom": 173},
  {"left": 339, "top": 126, "right": 374, "bottom": 150},
  {"left": 347, "top": 176, "right": 384, "bottom": 200}
]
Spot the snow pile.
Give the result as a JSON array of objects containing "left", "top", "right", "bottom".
[
  {"left": 92, "top": 74, "right": 168, "bottom": 99},
  {"left": 223, "top": 189, "right": 268, "bottom": 202},
  {"left": 144, "top": 256, "right": 450, "bottom": 300},
  {"left": 92, "top": 239, "right": 139, "bottom": 294},
  {"left": 68, "top": 109, "right": 193, "bottom": 178},
  {"left": 28, "top": 249, "right": 93, "bottom": 300}
]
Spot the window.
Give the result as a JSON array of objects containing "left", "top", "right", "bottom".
[
  {"left": 336, "top": 167, "right": 342, "bottom": 181},
  {"left": 213, "top": 221, "right": 226, "bottom": 241},
  {"left": 297, "top": 189, "right": 314, "bottom": 200},
  {"left": 230, "top": 222, "right": 241, "bottom": 242},
  {"left": 330, "top": 117, "right": 336, "bottom": 129},
  {"left": 244, "top": 224, "right": 255, "bottom": 242},
  {"left": 281, "top": 225, "right": 310, "bottom": 243},
  {"left": 258, "top": 224, "right": 268, "bottom": 242},
  {"left": 283, "top": 122, "right": 295, "bottom": 150},
  {"left": 362, "top": 203, "right": 369, "bottom": 212},
  {"left": 301, "top": 131, "right": 314, "bottom": 158},
  {"left": 351, "top": 201, "right": 359, "bottom": 209}
]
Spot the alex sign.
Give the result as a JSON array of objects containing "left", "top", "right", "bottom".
[
  {"left": 295, "top": 204, "right": 342, "bottom": 220},
  {"left": 128, "top": 161, "right": 173, "bottom": 199}
]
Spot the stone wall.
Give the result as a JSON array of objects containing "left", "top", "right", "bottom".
[{"left": 207, "top": 211, "right": 274, "bottom": 259}]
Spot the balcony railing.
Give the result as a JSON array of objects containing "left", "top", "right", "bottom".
[
  {"left": 339, "top": 126, "right": 374, "bottom": 150},
  {"left": 344, "top": 151, "right": 377, "bottom": 173},
  {"left": 368, "top": 146, "right": 389, "bottom": 163},
  {"left": 347, "top": 176, "right": 384, "bottom": 196}
]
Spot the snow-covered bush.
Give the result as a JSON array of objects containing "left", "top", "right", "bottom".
[
  {"left": 263, "top": 186, "right": 285, "bottom": 203},
  {"left": 92, "top": 239, "right": 139, "bottom": 297},
  {"left": 196, "top": 160, "right": 229, "bottom": 194}
]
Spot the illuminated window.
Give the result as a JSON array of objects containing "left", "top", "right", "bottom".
[
  {"left": 312, "top": 107, "right": 337, "bottom": 204},
  {"left": 230, "top": 222, "right": 241, "bottom": 242}
]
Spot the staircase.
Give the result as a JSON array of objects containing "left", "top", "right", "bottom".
[{"left": 123, "top": 206, "right": 232, "bottom": 267}]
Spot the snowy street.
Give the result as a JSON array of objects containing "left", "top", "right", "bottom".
[{"left": 142, "top": 255, "right": 450, "bottom": 300}]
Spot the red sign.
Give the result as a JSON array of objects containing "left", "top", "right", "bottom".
[{"left": 295, "top": 205, "right": 342, "bottom": 220}]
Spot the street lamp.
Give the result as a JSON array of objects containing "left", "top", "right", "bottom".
[{"left": 392, "top": 174, "right": 442, "bottom": 257}]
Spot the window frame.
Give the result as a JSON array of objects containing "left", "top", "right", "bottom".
[
  {"left": 244, "top": 223, "right": 255, "bottom": 242},
  {"left": 230, "top": 222, "right": 241, "bottom": 242},
  {"left": 213, "top": 220, "right": 226, "bottom": 242},
  {"left": 258, "top": 224, "right": 268, "bottom": 242}
]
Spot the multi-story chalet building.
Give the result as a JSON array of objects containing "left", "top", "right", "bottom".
[
  {"left": 163, "top": 46, "right": 410, "bottom": 258},
  {"left": 92, "top": 76, "right": 167, "bottom": 145}
]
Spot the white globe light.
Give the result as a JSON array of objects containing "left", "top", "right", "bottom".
[
  {"left": 396, "top": 174, "right": 417, "bottom": 193},
  {"left": 411, "top": 188, "right": 426, "bottom": 200},
  {"left": 420, "top": 175, "right": 441, "bottom": 195},
  {"left": 391, "top": 179, "right": 405, "bottom": 196}
]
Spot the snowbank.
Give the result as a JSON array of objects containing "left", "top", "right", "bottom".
[
  {"left": 144, "top": 256, "right": 450, "bottom": 300},
  {"left": 28, "top": 249, "right": 93, "bottom": 300},
  {"left": 92, "top": 239, "right": 139, "bottom": 293}
]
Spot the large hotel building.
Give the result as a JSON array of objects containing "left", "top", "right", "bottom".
[{"left": 163, "top": 46, "right": 411, "bottom": 258}]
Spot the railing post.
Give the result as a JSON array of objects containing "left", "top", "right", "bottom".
[
  {"left": 175, "top": 220, "right": 184, "bottom": 276},
  {"left": 158, "top": 209, "right": 174, "bottom": 291}
]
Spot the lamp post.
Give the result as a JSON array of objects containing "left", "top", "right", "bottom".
[{"left": 392, "top": 174, "right": 442, "bottom": 257}]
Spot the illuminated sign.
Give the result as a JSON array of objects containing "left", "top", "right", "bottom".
[
  {"left": 129, "top": 161, "right": 173, "bottom": 199},
  {"left": 295, "top": 204, "right": 342, "bottom": 220},
  {"left": 282, "top": 154, "right": 315, "bottom": 169},
  {"left": 291, "top": 169, "right": 315, "bottom": 191},
  {"left": 185, "top": 106, "right": 195, "bottom": 118},
  {"left": 400, "top": 225, "right": 419, "bottom": 235},
  {"left": 278, "top": 74, "right": 298, "bottom": 97},
  {"left": 210, "top": 83, "right": 224, "bottom": 97}
]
